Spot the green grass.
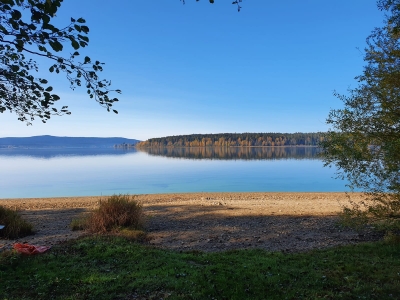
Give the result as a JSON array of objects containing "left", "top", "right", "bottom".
[
  {"left": 0, "top": 205, "right": 33, "bottom": 239},
  {"left": 1, "top": 237, "right": 399, "bottom": 299}
]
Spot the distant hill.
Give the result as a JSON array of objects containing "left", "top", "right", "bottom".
[
  {"left": 0, "top": 135, "right": 140, "bottom": 149},
  {"left": 136, "top": 132, "right": 325, "bottom": 148},
  {"left": 0, "top": 148, "right": 137, "bottom": 158}
]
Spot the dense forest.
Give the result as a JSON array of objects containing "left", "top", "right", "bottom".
[{"left": 135, "top": 133, "right": 325, "bottom": 148}]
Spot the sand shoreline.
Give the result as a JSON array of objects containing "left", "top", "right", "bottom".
[
  {"left": 1, "top": 192, "right": 378, "bottom": 253},
  {"left": 0, "top": 191, "right": 356, "bottom": 212}
]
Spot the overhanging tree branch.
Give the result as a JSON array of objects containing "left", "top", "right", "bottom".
[{"left": 0, "top": 0, "right": 121, "bottom": 125}]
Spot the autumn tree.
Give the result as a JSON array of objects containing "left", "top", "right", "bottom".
[
  {"left": 0, "top": 0, "right": 120, "bottom": 125},
  {"left": 322, "top": 0, "right": 400, "bottom": 229}
]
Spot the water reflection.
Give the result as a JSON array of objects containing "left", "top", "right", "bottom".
[
  {"left": 0, "top": 147, "right": 348, "bottom": 198},
  {"left": 138, "top": 146, "right": 321, "bottom": 160},
  {"left": 0, "top": 148, "right": 137, "bottom": 159}
]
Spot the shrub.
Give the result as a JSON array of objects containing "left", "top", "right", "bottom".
[
  {"left": 0, "top": 205, "right": 33, "bottom": 239},
  {"left": 83, "top": 195, "right": 145, "bottom": 234},
  {"left": 384, "top": 231, "right": 400, "bottom": 244},
  {"left": 70, "top": 215, "right": 88, "bottom": 231},
  {"left": 339, "top": 193, "right": 400, "bottom": 232}
]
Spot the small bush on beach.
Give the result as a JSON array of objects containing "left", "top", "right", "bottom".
[
  {"left": 70, "top": 215, "right": 88, "bottom": 231},
  {"left": 0, "top": 205, "right": 33, "bottom": 239},
  {"left": 78, "top": 195, "right": 145, "bottom": 234}
]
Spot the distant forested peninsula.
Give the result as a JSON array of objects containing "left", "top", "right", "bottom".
[
  {"left": 135, "top": 132, "right": 325, "bottom": 148},
  {"left": 0, "top": 135, "right": 140, "bottom": 149}
]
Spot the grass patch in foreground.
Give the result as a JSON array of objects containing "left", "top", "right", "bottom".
[
  {"left": 1, "top": 237, "right": 399, "bottom": 299},
  {"left": 0, "top": 205, "right": 33, "bottom": 239}
]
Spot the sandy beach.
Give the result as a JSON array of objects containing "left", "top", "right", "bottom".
[{"left": 0, "top": 192, "right": 380, "bottom": 253}]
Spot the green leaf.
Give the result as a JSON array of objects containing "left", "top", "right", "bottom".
[
  {"left": 28, "top": 23, "right": 37, "bottom": 30},
  {"left": 42, "top": 14, "right": 50, "bottom": 24},
  {"left": 71, "top": 39, "right": 79, "bottom": 50},
  {"left": 78, "top": 35, "right": 89, "bottom": 42},
  {"left": 45, "top": 86, "right": 53, "bottom": 92},
  {"left": 52, "top": 94, "right": 60, "bottom": 100},
  {"left": 10, "top": 65, "right": 19, "bottom": 72},
  {"left": 49, "top": 66, "right": 54, "bottom": 72},
  {"left": 77, "top": 18, "right": 86, "bottom": 23},
  {"left": 84, "top": 56, "right": 90, "bottom": 63},
  {"left": 11, "top": 20, "right": 19, "bottom": 30},
  {"left": 81, "top": 25, "right": 89, "bottom": 33},
  {"left": 46, "top": 1, "right": 58, "bottom": 16},
  {"left": 113, "top": 110, "right": 118, "bottom": 114},
  {"left": 16, "top": 39, "right": 23, "bottom": 51},
  {"left": 43, "top": 23, "right": 56, "bottom": 32},
  {"left": 49, "top": 40, "right": 63, "bottom": 52},
  {"left": 11, "top": 9, "right": 22, "bottom": 20}
]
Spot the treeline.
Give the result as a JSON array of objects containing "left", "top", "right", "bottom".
[
  {"left": 137, "top": 146, "right": 320, "bottom": 161},
  {"left": 114, "top": 143, "right": 136, "bottom": 149},
  {"left": 135, "top": 132, "right": 325, "bottom": 148}
]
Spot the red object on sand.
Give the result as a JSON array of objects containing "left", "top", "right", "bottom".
[{"left": 13, "top": 243, "right": 51, "bottom": 255}]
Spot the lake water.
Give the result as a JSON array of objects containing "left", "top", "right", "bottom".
[{"left": 0, "top": 147, "right": 349, "bottom": 199}]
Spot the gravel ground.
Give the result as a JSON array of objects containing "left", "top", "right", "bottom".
[{"left": 0, "top": 192, "right": 381, "bottom": 253}]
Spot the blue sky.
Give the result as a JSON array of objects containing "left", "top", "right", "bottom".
[{"left": 1, "top": 0, "right": 384, "bottom": 140}]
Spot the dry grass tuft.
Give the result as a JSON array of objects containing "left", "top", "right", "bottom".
[
  {"left": 0, "top": 205, "right": 33, "bottom": 239},
  {"left": 76, "top": 195, "right": 145, "bottom": 234}
]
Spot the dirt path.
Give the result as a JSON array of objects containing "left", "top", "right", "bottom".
[{"left": 0, "top": 192, "right": 380, "bottom": 253}]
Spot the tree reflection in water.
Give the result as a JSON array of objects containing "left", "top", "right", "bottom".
[{"left": 137, "top": 146, "right": 321, "bottom": 160}]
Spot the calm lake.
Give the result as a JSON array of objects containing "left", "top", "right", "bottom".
[{"left": 0, "top": 147, "right": 349, "bottom": 198}]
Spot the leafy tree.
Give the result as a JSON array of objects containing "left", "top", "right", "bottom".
[
  {"left": 0, "top": 0, "right": 120, "bottom": 125},
  {"left": 321, "top": 0, "right": 400, "bottom": 228}
]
